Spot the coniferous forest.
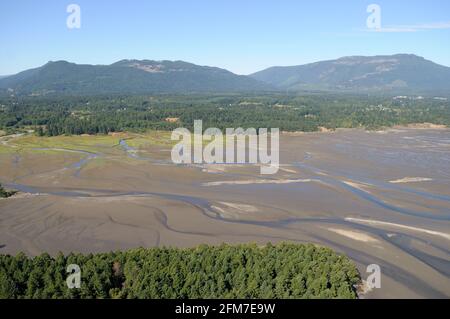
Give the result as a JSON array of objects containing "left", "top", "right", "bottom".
[
  {"left": 0, "top": 93, "right": 448, "bottom": 136},
  {"left": 0, "top": 243, "right": 361, "bottom": 299}
]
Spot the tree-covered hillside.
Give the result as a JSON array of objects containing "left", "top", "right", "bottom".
[
  {"left": 250, "top": 54, "right": 450, "bottom": 93},
  {"left": 0, "top": 243, "right": 360, "bottom": 299},
  {"left": 2, "top": 55, "right": 450, "bottom": 95},
  {"left": 0, "top": 60, "right": 271, "bottom": 95}
]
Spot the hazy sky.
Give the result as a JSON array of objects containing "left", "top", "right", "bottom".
[{"left": 1, "top": 0, "right": 449, "bottom": 75}]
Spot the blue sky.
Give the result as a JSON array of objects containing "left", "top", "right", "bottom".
[{"left": 0, "top": 0, "right": 449, "bottom": 75}]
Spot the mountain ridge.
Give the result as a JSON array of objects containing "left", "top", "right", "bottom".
[
  {"left": 250, "top": 54, "right": 450, "bottom": 93},
  {"left": 1, "top": 54, "right": 450, "bottom": 95},
  {"left": 0, "top": 60, "right": 273, "bottom": 95}
]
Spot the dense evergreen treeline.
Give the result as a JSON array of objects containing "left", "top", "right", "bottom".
[
  {"left": 1, "top": 93, "right": 448, "bottom": 136},
  {"left": 0, "top": 243, "right": 360, "bottom": 299}
]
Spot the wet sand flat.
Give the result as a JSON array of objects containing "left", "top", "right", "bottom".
[{"left": 0, "top": 128, "right": 449, "bottom": 298}]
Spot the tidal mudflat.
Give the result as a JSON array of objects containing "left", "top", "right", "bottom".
[{"left": 0, "top": 128, "right": 449, "bottom": 298}]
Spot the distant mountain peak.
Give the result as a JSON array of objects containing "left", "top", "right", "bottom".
[
  {"left": 0, "top": 59, "right": 272, "bottom": 95},
  {"left": 47, "top": 60, "right": 76, "bottom": 65},
  {"left": 250, "top": 54, "right": 450, "bottom": 93},
  {"left": 1, "top": 54, "right": 448, "bottom": 96}
]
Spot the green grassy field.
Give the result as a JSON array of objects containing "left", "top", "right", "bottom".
[{"left": 0, "top": 131, "right": 175, "bottom": 154}]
